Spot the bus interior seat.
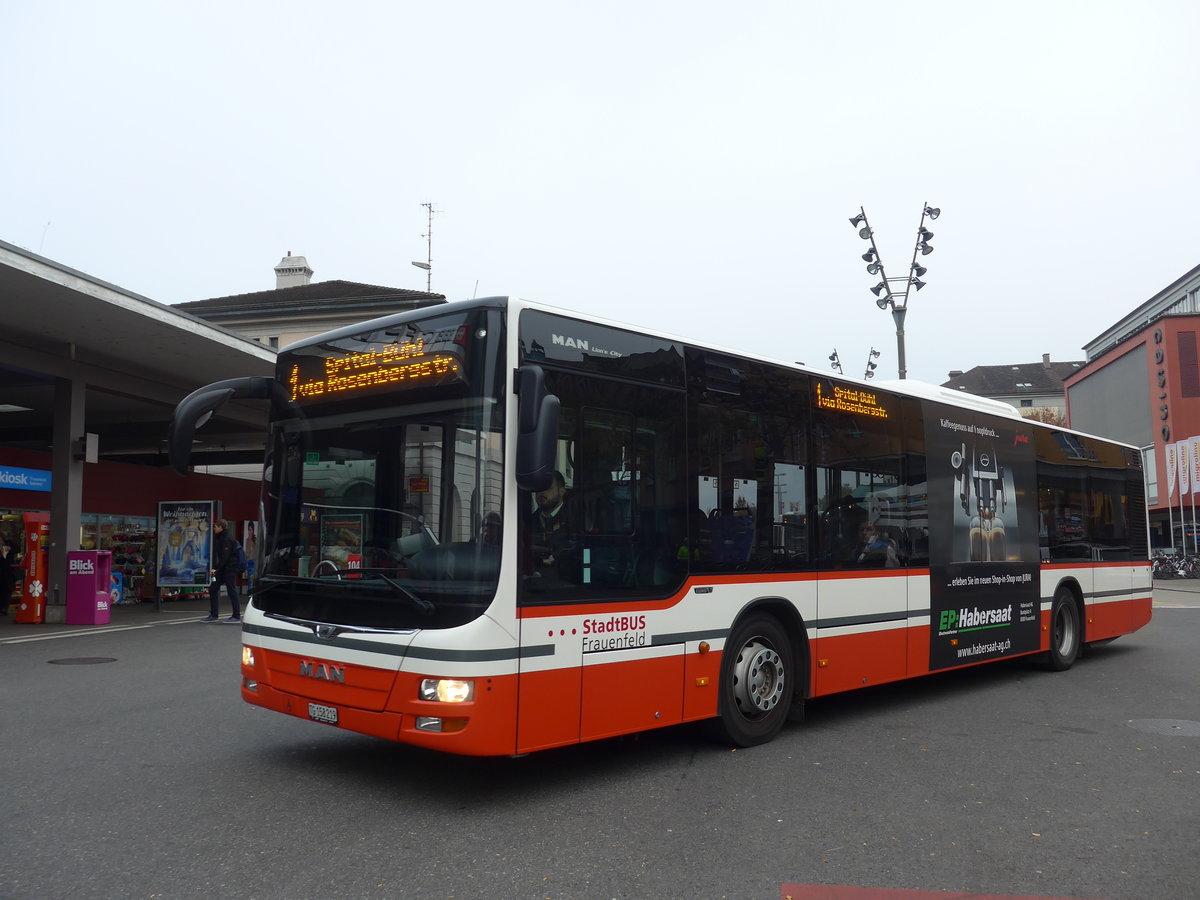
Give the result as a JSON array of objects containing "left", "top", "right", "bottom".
[{"left": 710, "top": 515, "right": 754, "bottom": 564}]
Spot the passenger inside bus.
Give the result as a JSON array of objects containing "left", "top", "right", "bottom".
[
  {"left": 851, "top": 519, "right": 900, "bottom": 568},
  {"left": 477, "top": 511, "right": 501, "bottom": 546}
]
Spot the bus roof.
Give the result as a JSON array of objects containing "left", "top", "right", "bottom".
[{"left": 281, "top": 295, "right": 1138, "bottom": 454}]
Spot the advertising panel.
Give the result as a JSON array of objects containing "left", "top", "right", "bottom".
[
  {"left": 241, "top": 521, "right": 258, "bottom": 583},
  {"left": 926, "top": 406, "right": 1040, "bottom": 670},
  {"left": 319, "top": 514, "right": 363, "bottom": 572},
  {"left": 156, "top": 501, "right": 214, "bottom": 587},
  {"left": 13, "top": 511, "right": 50, "bottom": 623}
]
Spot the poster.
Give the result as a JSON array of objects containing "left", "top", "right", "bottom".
[
  {"left": 156, "top": 501, "right": 214, "bottom": 587},
  {"left": 319, "top": 514, "right": 363, "bottom": 572},
  {"left": 241, "top": 520, "right": 258, "bottom": 582},
  {"left": 926, "top": 407, "right": 1040, "bottom": 670}
]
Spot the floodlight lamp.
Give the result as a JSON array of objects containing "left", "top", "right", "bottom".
[
  {"left": 918, "top": 242, "right": 934, "bottom": 255},
  {"left": 867, "top": 361, "right": 877, "bottom": 371},
  {"left": 869, "top": 348, "right": 881, "bottom": 358},
  {"left": 912, "top": 264, "right": 928, "bottom": 277},
  {"left": 876, "top": 297, "right": 890, "bottom": 310},
  {"left": 924, "top": 206, "right": 940, "bottom": 219},
  {"left": 849, "top": 214, "right": 866, "bottom": 227},
  {"left": 870, "top": 282, "right": 887, "bottom": 296},
  {"left": 867, "top": 262, "right": 881, "bottom": 275},
  {"left": 861, "top": 250, "right": 876, "bottom": 263},
  {"left": 864, "top": 370, "right": 875, "bottom": 379},
  {"left": 918, "top": 228, "right": 934, "bottom": 242},
  {"left": 829, "top": 352, "right": 839, "bottom": 362},
  {"left": 859, "top": 227, "right": 872, "bottom": 240},
  {"left": 912, "top": 278, "right": 927, "bottom": 291}
]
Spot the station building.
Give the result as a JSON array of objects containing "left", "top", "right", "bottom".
[{"left": 0, "top": 241, "right": 440, "bottom": 620}]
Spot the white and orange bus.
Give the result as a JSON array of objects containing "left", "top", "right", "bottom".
[{"left": 168, "top": 297, "right": 1152, "bottom": 756}]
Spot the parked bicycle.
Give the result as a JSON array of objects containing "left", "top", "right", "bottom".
[{"left": 1152, "top": 550, "right": 1200, "bottom": 579}]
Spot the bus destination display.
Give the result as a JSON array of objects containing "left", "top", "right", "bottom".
[
  {"left": 815, "top": 381, "right": 890, "bottom": 419},
  {"left": 288, "top": 335, "right": 465, "bottom": 404}
]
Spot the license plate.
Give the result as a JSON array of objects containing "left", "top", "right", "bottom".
[{"left": 308, "top": 702, "right": 338, "bottom": 725}]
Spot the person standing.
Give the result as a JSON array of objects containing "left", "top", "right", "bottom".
[
  {"left": 0, "top": 541, "right": 18, "bottom": 615},
  {"left": 203, "top": 519, "right": 241, "bottom": 623}
]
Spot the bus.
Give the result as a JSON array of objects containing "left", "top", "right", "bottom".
[{"left": 168, "top": 296, "right": 1152, "bottom": 756}]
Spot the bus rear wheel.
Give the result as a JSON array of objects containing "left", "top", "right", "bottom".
[
  {"left": 1045, "top": 589, "right": 1080, "bottom": 671},
  {"left": 713, "top": 613, "right": 792, "bottom": 747}
]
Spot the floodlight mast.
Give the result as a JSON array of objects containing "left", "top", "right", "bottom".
[{"left": 847, "top": 202, "right": 940, "bottom": 379}]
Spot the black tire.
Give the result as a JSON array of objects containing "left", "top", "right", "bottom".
[
  {"left": 712, "top": 613, "right": 793, "bottom": 747},
  {"left": 1044, "top": 589, "right": 1080, "bottom": 671}
]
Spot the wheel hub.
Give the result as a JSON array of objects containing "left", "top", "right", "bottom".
[{"left": 732, "top": 639, "right": 785, "bottom": 715}]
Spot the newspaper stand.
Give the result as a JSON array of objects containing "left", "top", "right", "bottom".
[{"left": 65, "top": 550, "right": 113, "bottom": 625}]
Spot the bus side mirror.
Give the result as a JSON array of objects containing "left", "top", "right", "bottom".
[
  {"left": 514, "top": 365, "right": 560, "bottom": 493},
  {"left": 167, "top": 376, "right": 283, "bottom": 475}
]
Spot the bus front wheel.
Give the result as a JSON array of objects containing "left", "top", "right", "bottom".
[
  {"left": 712, "top": 613, "right": 792, "bottom": 747},
  {"left": 1045, "top": 589, "right": 1080, "bottom": 671}
]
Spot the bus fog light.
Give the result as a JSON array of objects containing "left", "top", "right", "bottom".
[
  {"left": 414, "top": 716, "right": 468, "bottom": 734},
  {"left": 242, "top": 645, "right": 256, "bottom": 667},
  {"left": 419, "top": 678, "right": 474, "bottom": 702},
  {"left": 243, "top": 678, "right": 258, "bottom": 692}
]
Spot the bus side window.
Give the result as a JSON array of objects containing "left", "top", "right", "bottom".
[
  {"left": 689, "top": 355, "right": 812, "bottom": 574},
  {"left": 519, "top": 372, "right": 687, "bottom": 601}
]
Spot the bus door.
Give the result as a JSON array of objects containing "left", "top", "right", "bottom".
[
  {"left": 811, "top": 392, "right": 910, "bottom": 694},
  {"left": 515, "top": 367, "right": 689, "bottom": 751}
]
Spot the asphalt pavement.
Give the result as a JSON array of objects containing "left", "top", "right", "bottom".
[
  {"left": 1, "top": 580, "right": 1196, "bottom": 899},
  {"left": 0, "top": 596, "right": 220, "bottom": 639},
  {"left": 1149, "top": 578, "right": 1200, "bottom": 607}
]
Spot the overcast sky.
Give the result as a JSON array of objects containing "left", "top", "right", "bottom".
[{"left": 4, "top": 1, "right": 1198, "bottom": 384}]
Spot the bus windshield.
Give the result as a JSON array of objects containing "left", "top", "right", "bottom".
[{"left": 255, "top": 305, "right": 506, "bottom": 630}]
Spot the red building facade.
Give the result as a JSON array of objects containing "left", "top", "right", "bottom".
[{"left": 1064, "top": 264, "right": 1200, "bottom": 548}]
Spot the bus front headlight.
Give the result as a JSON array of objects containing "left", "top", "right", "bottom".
[{"left": 419, "top": 678, "right": 474, "bottom": 703}]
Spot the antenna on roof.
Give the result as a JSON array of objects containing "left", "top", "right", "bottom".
[{"left": 411, "top": 201, "right": 438, "bottom": 292}]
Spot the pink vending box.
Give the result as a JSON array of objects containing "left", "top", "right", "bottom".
[{"left": 65, "top": 551, "right": 113, "bottom": 625}]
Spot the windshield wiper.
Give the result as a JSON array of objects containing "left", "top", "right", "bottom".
[
  {"left": 361, "top": 573, "right": 435, "bottom": 616},
  {"left": 255, "top": 571, "right": 435, "bottom": 616}
]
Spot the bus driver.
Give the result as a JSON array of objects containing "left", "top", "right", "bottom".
[{"left": 526, "top": 471, "right": 578, "bottom": 586}]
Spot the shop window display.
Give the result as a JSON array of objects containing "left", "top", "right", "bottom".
[
  {"left": 80, "top": 515, "right": 156, "bottom": 603},
  {"left": 0, "top": 510, "right": 159, "bottom": 607}
]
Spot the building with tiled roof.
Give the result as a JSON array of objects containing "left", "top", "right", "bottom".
[
  {"left": 940, "top": 354, "right": 1083, "bottom": 419},
  {"left": 173, "top": 253, "right": 446, "bottom": 349}
]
